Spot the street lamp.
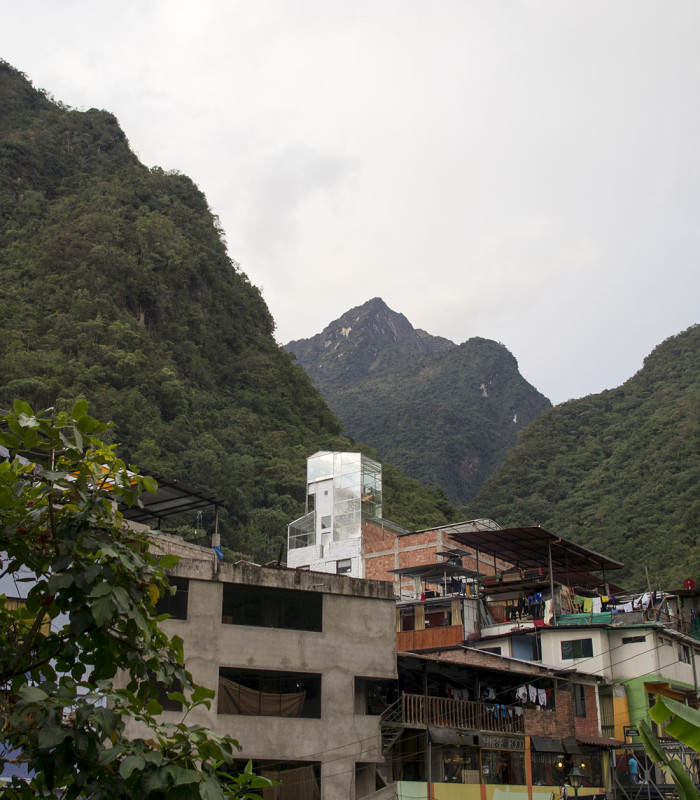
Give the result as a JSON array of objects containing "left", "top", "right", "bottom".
[{"left": 568, "top": 766, "right": 583, "bottom": 800}]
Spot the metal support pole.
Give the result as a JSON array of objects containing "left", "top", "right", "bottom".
[{"left": 548, "top": 541, "right": 557, "bottom": 626}]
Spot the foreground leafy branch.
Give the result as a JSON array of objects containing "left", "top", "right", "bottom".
[
  {"left": 639, "top": 696, "right": 700, "bottom": 800},
  {"left": 0, "top": 401, "right": 270, "bottom": 799}
]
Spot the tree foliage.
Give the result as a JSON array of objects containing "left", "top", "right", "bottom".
[
  {"left": 0, "top": 61, "right": 459, "bottom": 566},
  {"left": 0, "top": 402, "right": 271, "bottom": 798},
  {"left": 466, "top": 324, "right": 700, "bottom": 588}
]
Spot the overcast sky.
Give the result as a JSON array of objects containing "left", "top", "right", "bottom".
[{"left": 3, "top": 1, "right": 699, "bottom": 404}]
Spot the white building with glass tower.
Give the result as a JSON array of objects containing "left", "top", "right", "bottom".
[{"left": 287, "top": 452, "right": 383, "bottom": 577}]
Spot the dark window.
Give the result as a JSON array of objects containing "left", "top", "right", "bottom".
[
  {"left": 481, "top": 750, "right": 525, "bottom": 785},
  {"left": 156, "top": 677, "right": 183, "bottom": 712},
  {"left": 622, "top": 636, "right": 646, "bottom": 645},
  {"left": 678, "top": 644, "right": 691, "bottom": 664},
  {"left": 336, "top": 559, "right": 352, "bottom": 574},
  {"left": 512, "top": 633, "right": 541, "bottom": 661},
  {"left": 573, "top": 684, "right": 587, "bottom": 717},
  {"left": 481, "top": 647, "right": 502, "bottom": 655},
  {"left": 232, "top": 760, "right": 320, "bottom": 800},
  {"left": 218, "top": 668, "right": 321, "bottom": 718},
  {"left": 222, "top": 583, "right": 322, "bottom": 632},
  {"left": 155, "top": 577, "right": 189, "bottom": 620},
  {"left": 355, "top": 677, "right": 398, "bottom": 714},
  {"left": 561, "top": 638, "right": 593, "bottom": 660}
]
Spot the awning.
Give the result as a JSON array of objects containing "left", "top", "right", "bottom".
[
  {"left": 448, "top": 526, "right": 624, "bottom": 574},
  {"left": 429, "top": 728, "right": 478, "bottom": 747},
  {"left": 530, "top": 736, "right": 564, "bottom": 752},
  {"left": 563, "top": 739, "right": 584, "bottom": 754},
  {"left": 119, "top": 474, "right": 223, "bottom": 523},
  {"left": 576, "top": 734, "right": 626, "bottom": 749}
]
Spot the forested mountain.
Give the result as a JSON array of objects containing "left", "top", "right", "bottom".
[
  {"left": 286, "top": 298, "right": 552, "bottom": 504},
  {"left": 464, "top": 324, "right": 700, "bottom": 589},
  {"left": 0, "top": 61, "right": 459, "bottom": 562}
]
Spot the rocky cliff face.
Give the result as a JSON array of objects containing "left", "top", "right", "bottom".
[
  {"left": 286, "top": 298, "right": 551, "bottom": 504},
  {"left": 286, "top": 297, "right": 454, "bottom": 382}
]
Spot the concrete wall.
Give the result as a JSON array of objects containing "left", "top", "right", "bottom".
[
  {"left": 539, "top": 627, "right": 611, "bottom": 678},
  {"left": 141, "top": 556, "right": 398, "bottom": 800},
  {"left": 608, "top": 627, "right": 700, "bottom": 688}
]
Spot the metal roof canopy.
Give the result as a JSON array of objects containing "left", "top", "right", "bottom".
[
  {"left": 389, "top": 563, "right": 479, "bottom": 583},
  {"left": 120, "top": 474, "right": 223, "bottom": 523},
  {"left": 448, "top": 526, "right": 624, "bottom": 574}
]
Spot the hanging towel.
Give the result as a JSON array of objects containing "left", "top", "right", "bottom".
[
  {"left": 514, "top": 706, "right": 523, "bottom": 717},
  {"left": 592, "top": 597, "right": 602, "bottom": 613},
  {"left": 544, "top": 599, "right": 554, "bottom": 625},
  {"left": 582, "top": 597, "right": 594, "bottom": 613},
  {"left": 528, "top": 684, "right": 537, "bottom": 703},
  {"left": 516, "top": 685, "right": 528, "bottom": 703},
  {"left": 573, "top": 594, "right": 585, "bottom": 609},
  {"left": 537, "top": 688, "right": 547, "bottom": 706}
]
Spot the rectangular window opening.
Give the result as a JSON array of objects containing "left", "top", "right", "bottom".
[
  {"left": 573, "top": 684, "right": 587, "bottom": 717},
  {"left": 232, "top": 759, "right": 321, "bottom": 800},
  {"left": 155, "top": 576, "right": 189, "bottom": 621},
  {"left": 218, "top": 668, "right": 321, "bottom": 718},
  {"left": 222, "top": 583, "right": 322, "bottom": 632},
  {"left": 560, "top": 638, "right": 593, "bottom": 660}
]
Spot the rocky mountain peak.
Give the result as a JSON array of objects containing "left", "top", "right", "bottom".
[{"left": 285, "top": 298, "right": 454, "bottom": 382}]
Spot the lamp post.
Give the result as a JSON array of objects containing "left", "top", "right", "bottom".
[{"left": 568, "top": 765, "right": 583, "bottom": 800}]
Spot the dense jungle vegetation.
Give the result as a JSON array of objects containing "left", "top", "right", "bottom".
[
  {"left": 0, "top": 61, "right": 459, "bottom": 562},
  {"left": 465, "top": 324, "right": 700, "bottom": 589}
]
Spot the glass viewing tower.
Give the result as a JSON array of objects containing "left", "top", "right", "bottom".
[{"left": 287, "top": 452, "right": 382, "bottom": 577}]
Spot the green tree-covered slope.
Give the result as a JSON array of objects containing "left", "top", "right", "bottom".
[
  {"left": 287, "top": 298, "right": 552, "bottom": 504},
  {"left": 0, "top": 62, "right": 459, "bottom": 561},
  {"left": 465, "top": 324, "right": 700, "bottom": 589}
]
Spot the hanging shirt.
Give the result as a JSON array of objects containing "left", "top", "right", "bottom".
[
  {"left": 528, "top": 684, "right": 537, "bottom": 703},
  {"left": 592, "top": 597, "right": 603, "bottom": 613},
  {"left": 537, "top": 688, "right": 547, "bottom": 706}
]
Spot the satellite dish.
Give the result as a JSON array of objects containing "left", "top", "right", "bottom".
[{"left": 684, "top": 578, "right": 696, "bottom": 590}]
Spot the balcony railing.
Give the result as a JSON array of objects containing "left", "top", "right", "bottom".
[{"left": 385, "top": 692, "right": 524, "bottom": 735}]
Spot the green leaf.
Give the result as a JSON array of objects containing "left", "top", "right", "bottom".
[
  {"left": 668, "top": 759, "right": 700, "bottom": 800},
  {"left": 639, "top": 719, "right": 667, "bottom": 764},
  {"left": 90, "top": 581, "right": 114, "bottom": 598},
  {"left": 119, "top": 754, "right": 146, "bottom": 779},
  {"left": 146, "top": 697, "right": 164, "bottom": 715},
  {"left": 13, "top": 399, "right": 34, "bottom": 417},
  {"left": 171, "top": 767, "right": 201, "bottom": 786},
  {"left": 159, "top": 554, "right": 180, "bottom": 569},
  {"left": 199, "top": 778, "right": 225, "bottom": 800},
  {"left": 71, "top": 399, "right": 88, "bottom": 419},
  {"left": 91, "top": 595, "right": 115, "bottom": 626},
  {"left": 18, "top": 685, "right": 49, "bottom": 703},
  {"left": 39, "top": 725, "right": 70, "bottom": 748},
  {"left": 141, "top": 474, "right": 158, "bottom": 494},
  {"left": 650, "top": 697, "right": 700, "bottom": 752},
  {"left": 192, "top": 685, "right": 215, "bottom": 704}
]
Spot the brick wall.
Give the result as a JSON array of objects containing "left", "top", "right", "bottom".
[
  {"left": 523, "top": 685, "right": 575, "bottom": 738},
  {"left": 363, "top": 522, "right": 508, "bottom": 592},
  {"left": 574, "top": 684, "right": 602, "bottom": 737}
]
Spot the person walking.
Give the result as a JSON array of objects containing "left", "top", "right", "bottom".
[{"left": 628, "top": 753, "right": 640, "bottom": 785}]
